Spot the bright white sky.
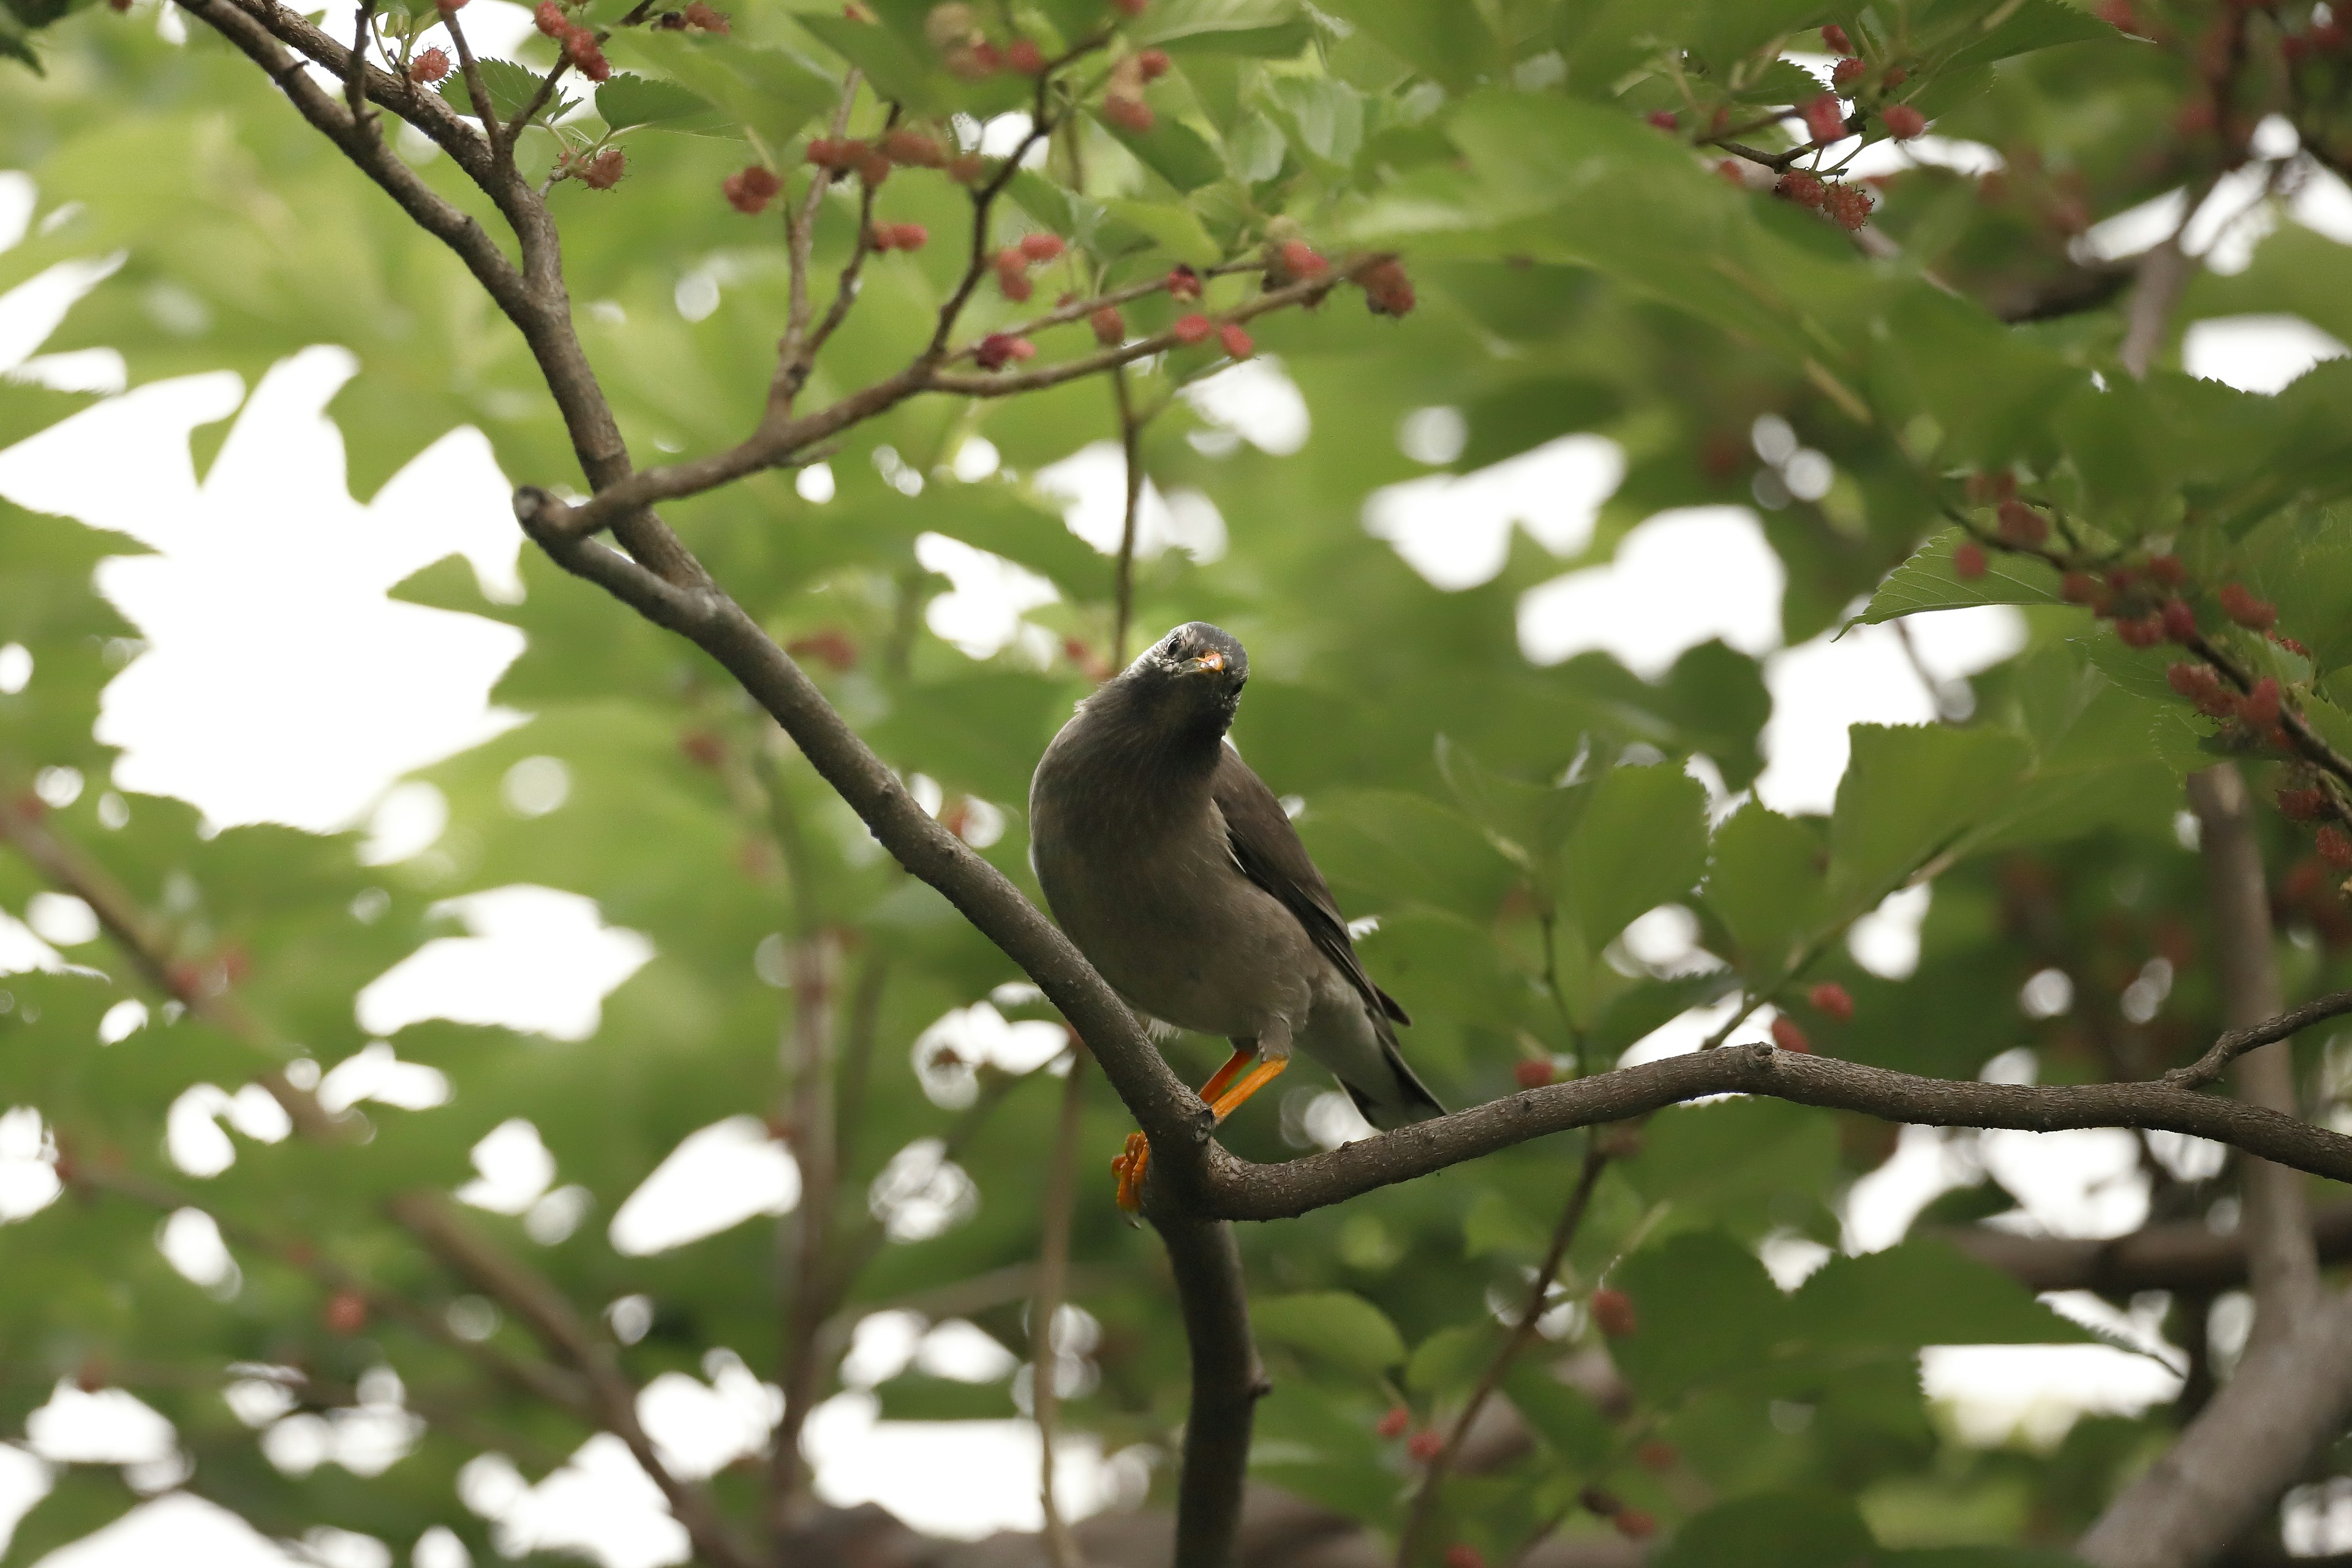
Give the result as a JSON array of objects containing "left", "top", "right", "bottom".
[{"left": 2, "top": 125, "right": 2350, "bottom": 1564}]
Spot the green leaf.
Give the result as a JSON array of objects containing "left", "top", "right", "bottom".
[
  {"left": 1405, "top": 1321, "right": 1498, "bottom": 1396},
  {"left": 1561, "top": 760, "right": 1708, "bottom": 946},
  {"left": 797, "top": 8, "right": 940, "bottom": 108},
  {"left": 1860, "top": 529, "right": 2064, "bottom": 623},
  {"left": 1942, "top": 0, "right": 2117, "bottom": 72},
  {"left": 1790, "top": 1239, "right": 2095, "bottom": 1351},
  {"left": 1501, "top": 1363, "right": 1611, "bottom": 1467},
  {"left": 1093, "top": 105, "right": 1226, "bottom": 192},
  {"left": 618, "top": 32, "right": 835, "bottom": 155},
  {"left": 1252, "top": 1291, "right": 1407, "bottom": 1375},
  {"left": 1138, "top": 0, "right": 1313, "bottom": 55},
  {"left": 1315, "top": 0, "right": 1493, "bottom": 89},
  {"left": 1626, "top": 1099, "right": 1839, "bottom": 1243},
  {"left": 438, "top": 58, "right": 578, "bottom": 124},
  {"left": 1826, "top": 724, "right": 2030, "bottom": 918},
  {"left": 1101, "top": 197, "right": 1224, "bottom": 268},
  {"left": 1607, "top": 1230, "right": 1787, "bottom": 1401},
  {"left": 595, "top": 71, "right": 721, "bottom": 132},
  {"left": 1704, "top": 803, "right": 1826, "bottom": 975},
  {"left": 1656, "top": 1491, "right": 1875, "bottom": 1568}
]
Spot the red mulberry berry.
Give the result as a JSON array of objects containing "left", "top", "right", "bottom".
[
  {"left": 1407, "top": 1429, "right": 1444, "bottom": 1462},
  {"left": 1954, "top": 541, "right": 1988, "bottom": 580},
  {"left": 1771, "top": 1016, "right": 1811, "bottom": 1054},
  {"left": 723, "top": 166, "right": 782, "bottom": 214},
  {"left": 2218, "top": 582, "right": 2277, "bottom": 630},
  {"left": 408, "top": 45, "right": 450, "bottom": 82},
  {"left": 1833, "top": 58, "right": 1866, "bottom": 92},
  {"left": 1883, "top": 104, "right": 1926, "bottom": 139},
  {"left": 1513, "top": 1058, "right": 1553, "bottom": 1089},
  {"left": 1104, "top": 94, "right": 1155, "bottom": 134},
  {"left": 1361, "top": 258, "right": 1415, "bottom": 315},
  {"left": 1172, "top": 312, "right": 1212, "bottom": 344},
  {"left": 2321, "top": 826, "right": 2352, "bottom": 869},
  {"left": 1590, "top": 1287, "right": 1637, "bottom": 1336},
  {"left": 1019, "top": 232, "right": 1066, "bottom": 262},
  {"left": 881, "top": 129, "right": 945, "bottom": 167},
  {"left": 1802, "top": 92, "right": 1847, "bottom": 144},
  {"left": 1218, "top": 322, "right": 1253, "bottom": 358},
  {"left": 1166, "top": 263, "right": 1202, "bottom": 301},
  {"left": 2241, "top": 676, "right": 2282, "bottom": 727},
  {"left": 1996, "top": 499, "right": 2047, "bottom": 545},
  {"left": 2280, "top": 787, "right": 2329, "bottom": 821},
  {"left": 1822, "top": 23, "right": 1854, "bottom": 53},
  {"left": 1823, "top": 183, "right": 1871, "bottom": 230},
  {"left": 1277, "top": 238, "right": 1329, "bottom": 279},
  {"left": 974, "top": 333, "right": 1031, "bottom": 370},
  {"left": 1375, "top": 1406, "right": 1409, "bottom": 1439},
  {"left": 579, "top": 146, "right": 625, "bottom": 189},
  {"left": 1777, "top": 170, "right": 1826, "bottom": 208},
  {"left": 325, "top": 1289, "right": 369, "bottom": 1335},
  {"left": 1136, "top": 47, "right": 1170, "bottom": 79},
  {"left": 1090, "top": 306, "right": 1125, "bottom": 345},
  {"left": 1808, "top": 981, "right": 1853, "bottom": 1022}
]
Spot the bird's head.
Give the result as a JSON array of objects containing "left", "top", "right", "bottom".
[{"left": 1115, "top": 621, "right": 1250, "bottom": 732}]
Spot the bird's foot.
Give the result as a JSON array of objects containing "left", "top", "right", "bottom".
[{"left": 1112, "top": 1131, "right": 1150, "bottom": 1213}]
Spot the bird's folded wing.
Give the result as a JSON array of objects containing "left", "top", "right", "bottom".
[{"left": 1210, "top": 748, "right": 1410, "bottom": 1027}]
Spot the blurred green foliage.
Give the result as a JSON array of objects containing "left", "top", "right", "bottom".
[{"left": 6, "top": 0, "right": 2352, "bottom": 1562}]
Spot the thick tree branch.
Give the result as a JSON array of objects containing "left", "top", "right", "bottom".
[
  {"left": 2188, "top": 764, "right": 2318, "bottom": 1322},
  {"left": 1180, "top": 1044, "right": 2352, "bottom": 1224},
  {"left": 1151, "top": 1212, "right": 1264, "bottom": 1568},
  {"left": 1940, "top": 1201, "right": 2352, "bottom": 1295},
  {"left": 2079, "top": 1293, "right": 2352, "bottom": 1568},
  {"left": 2078, "top": 764, "right": 2340, "bottom": 1568}
]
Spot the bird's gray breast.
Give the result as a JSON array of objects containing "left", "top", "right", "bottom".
[{"left": 1030, "top": 786, "right": 1313, "bottom": 1040}]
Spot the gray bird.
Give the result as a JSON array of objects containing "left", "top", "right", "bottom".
[{"left": 1028, "top": 621, "right": 1442, "bottom": 1207}]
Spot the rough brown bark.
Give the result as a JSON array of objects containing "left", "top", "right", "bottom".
[{"left": 2078, "top": 765, "right": 2337, "bottom": 1568}]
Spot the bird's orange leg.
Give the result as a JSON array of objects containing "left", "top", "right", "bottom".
[
  {"left": 1114, "top": 1047, "right": 1262, "bottom": 1212},
  {"left": 1207, "top": 1056, "right": 1288, "bottom": 1122}
]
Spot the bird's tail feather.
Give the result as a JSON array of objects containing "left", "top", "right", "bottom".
[{"left": 1340, "top": 1022, "right": 1445, "bottom": 1131}]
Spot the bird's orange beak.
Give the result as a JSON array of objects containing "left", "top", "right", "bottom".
[{"left": 1194, "top": 649, "right": 1224, "bottom": 673}]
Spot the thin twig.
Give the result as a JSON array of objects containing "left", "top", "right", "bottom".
[
  {"left": 501, "top": 56, "right": 574, "bottom": 146},
  {"left": 1110, "top": 364, "right": 1145, "bottom": 666},
  {"left": 439, "top": 2, "right": 504, "bottom": 159},
  {"left": 1031, "top": 1046, "right": 1090, "bottom": 1568},
  {"left": 1395, "top": 1141, "right": 1608, "bottom": 1566},
  {"left": 2169, "top": 989, "right": 2352, "bottom": 1091},
  {"left": 344, "top": 0, "right": 378, "bottom": 145},
  {"left": 72, "top": 1163, "right": 594, "bottom": 1419},
  {"left": 775, "top": 71, "right": 865, "bottom": 407}
]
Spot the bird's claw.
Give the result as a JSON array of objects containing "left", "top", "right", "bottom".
[{"left": 1112, "top": 1131, "right": 1150, "bottom": 1213}]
